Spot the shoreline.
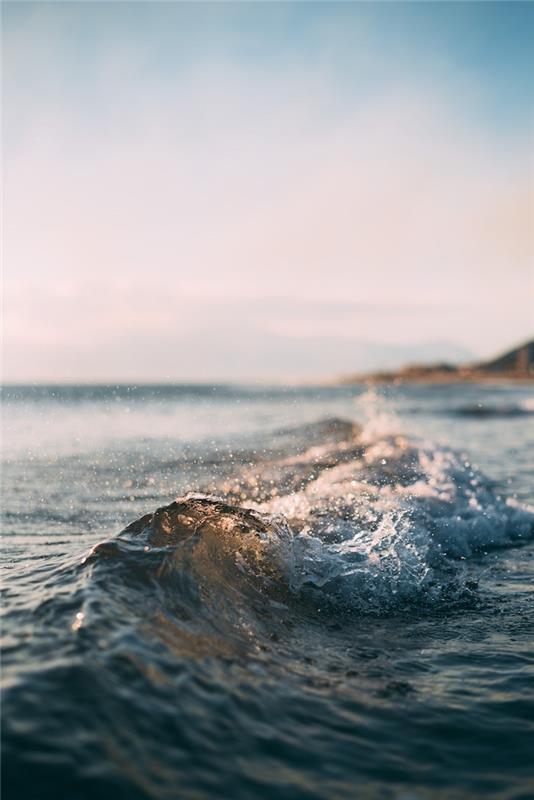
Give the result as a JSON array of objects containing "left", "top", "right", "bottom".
[{"left": 338, "top": 372, "right": 534, "bottom": 386}]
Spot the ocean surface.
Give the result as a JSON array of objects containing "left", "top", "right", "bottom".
[{"left": 1, "top": 382, "right": 534, "bottom": 800}]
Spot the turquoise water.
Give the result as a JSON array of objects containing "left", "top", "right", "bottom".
[{"left": 2, "top": 383, "right": 534, "bottom": 799}]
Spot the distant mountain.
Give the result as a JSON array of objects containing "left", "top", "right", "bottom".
[
  {"left": 341, "top": 339, "right": 534, "bottom": 383},
  {"left": 476, "top": 340, "right": 534, "bottom": 376}
]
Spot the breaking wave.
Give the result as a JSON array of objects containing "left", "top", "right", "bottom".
[{"left": 83, "top": 414, "right": 534, "bottom": 629}]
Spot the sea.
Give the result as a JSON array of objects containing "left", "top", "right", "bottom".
[{"left": 1, "top": 382, "right": 534, "bottom": 800}]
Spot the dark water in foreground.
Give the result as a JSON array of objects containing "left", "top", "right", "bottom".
[{"left": 2, "top": 383, "right": 534, "bottom": 800}]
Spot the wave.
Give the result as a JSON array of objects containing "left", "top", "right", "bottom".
[
  {"left": 83, "top": 416, "right": 534, "bottom": 631},
  {"left": 449, "top": 400, "right": 534, "bottom": 418}
]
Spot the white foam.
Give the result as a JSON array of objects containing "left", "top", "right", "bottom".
[{"left": 256, "top": 413, "right": 534, "bottom": 610}]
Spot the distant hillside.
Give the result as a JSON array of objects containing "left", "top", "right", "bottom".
[
  {"left": 341, "top": 339, "right": 534, "bottom": 384},
  {"left": 476, "top": 340, "right": 534, "bottom": 376}
]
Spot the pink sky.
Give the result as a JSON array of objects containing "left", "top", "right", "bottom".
[{"left": 3, "top": 3, "right": 533, "bottom": 381}]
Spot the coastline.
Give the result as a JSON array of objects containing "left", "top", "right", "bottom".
[
  {"left": 339, "top": 339, "right": 534, "bottom": 385},
  {"left": 339, "top": 373, "right": 534, "bottom": 386}
]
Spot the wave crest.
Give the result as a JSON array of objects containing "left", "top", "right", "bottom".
[{"left": 87, "top": 418, "right": 533, "bottom": 622}]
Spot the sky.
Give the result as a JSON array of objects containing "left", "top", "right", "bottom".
[{"left": 2, "top": 1, "right": 533, "bottom": 382}]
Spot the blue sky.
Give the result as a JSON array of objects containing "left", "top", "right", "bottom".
[{"left": 3, "top": 2, "right": 533, "bottom": 381}]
